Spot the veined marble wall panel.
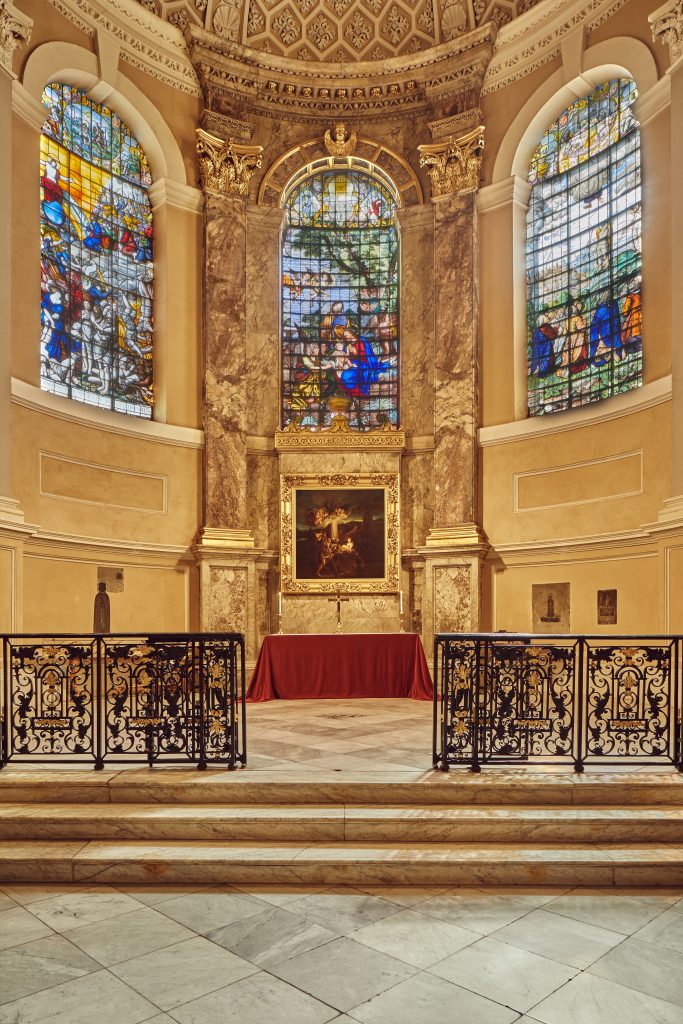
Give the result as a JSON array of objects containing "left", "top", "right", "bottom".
[
  {"left": 401, "top": 452, "right": 434, "bottom": 550},
  {"left": 246, "top": 206, "right": 281, "bottom": 438},
  {"left": 247, "top": 451, "right": 279, "bottom": 550},
  {"left": 434, "top": 564, "right": 472, "bottom": 633},
  {"left": 208, "top": 566, "right": 248, "bottom": 633},
  {"left": 281, "top": 593, "right": 400, "bottom": 635},
  {"left": 398, "top": 205, "right": 435, "bottom": 438},
  {"left": 278, "top": 451, "right": 402, "bottom": 477}
]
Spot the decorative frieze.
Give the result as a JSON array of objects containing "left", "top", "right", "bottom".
[
  {"left": 418, "top": 125, "right": 485, "bottom": 198},
  {"left": 196, "top": 128, "right": 263, "bottom": 196},
  {"left": 650, "top": 0, "right": 683, "bottom": 66},
  {"left": 0, "top": 0, "right": 31, "bottom": 74}
]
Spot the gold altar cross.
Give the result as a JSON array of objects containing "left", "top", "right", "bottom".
[{"left": 329, "top": 591, "right": 350, "bottom": 633}]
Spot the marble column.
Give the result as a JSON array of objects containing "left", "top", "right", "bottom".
[
  {"left": 417, "top": 127, "right": 489, "bottom": 634},
  {"left": 193, "top": 128, "right": 265, "bottom": 654},
  {"left": 0, "top": 2, "right": 32, "bottom": 630}
]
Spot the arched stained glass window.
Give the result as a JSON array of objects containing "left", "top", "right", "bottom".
[
  {"left": 40, "top": 84, "right": 154, "bottom": 418},
  {"left": 526, "top": 79, "right": 642, "bottom": 416},
  {"left": 281, "top": 167, "right": 399, "bottom": 431}
]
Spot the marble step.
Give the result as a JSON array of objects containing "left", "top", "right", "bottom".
[
  {"left": 2, "top": 802, "right": 683, "bottom": 843},
  {"left": 0, "top": 839, "right": 682, "bottom": 885},
  {"left": 1, "top": 768, "right": 683, "bottom": 806}
]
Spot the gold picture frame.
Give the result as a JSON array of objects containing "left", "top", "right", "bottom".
[{"left": 280, "top": 473, "right": 400, "bottom": 594}]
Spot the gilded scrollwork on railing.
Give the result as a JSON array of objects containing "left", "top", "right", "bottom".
[
  {"left": 196, "top": 128, "right": 263, "bottom": 197},
  {"left": 418, "top": 125, "right": 485, "bottom": 198}
]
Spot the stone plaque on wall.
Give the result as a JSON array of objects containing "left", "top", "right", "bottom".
[
  {"left": 532, "top": 583, "right": 570, "bottom": 633},
  {"left": 597, "top": 589, "right": 617, "bottom": 625},
  {"left": 97, "top": 567, "right": 124, "bottom": 593},
  {"left": 434, "top": 565, "right": 471, "bottom": 633}
]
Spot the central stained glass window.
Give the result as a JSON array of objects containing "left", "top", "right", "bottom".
[
  {"left": 526, "top": 78, "right": 642, "bottom": 416},
  {"left": 281, "top": 168, "right": 399, "bottom": 431},
  {"left": 40, "top": 84, "right": 154, "bottom": 418}
]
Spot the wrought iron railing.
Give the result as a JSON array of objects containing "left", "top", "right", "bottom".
[
  {"left": 0, "top": 633, "right": 246, "bottom": 770},
  {"left": 433, "top": 634, "right": 682, "bottom": 772}
]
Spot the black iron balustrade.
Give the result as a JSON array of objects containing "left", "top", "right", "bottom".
[
  {"left": 0, "top": 633, "right": 246, "bottom": 771},
  {"left": 433, "top": 634, "right": 682, "bottom": 772}
]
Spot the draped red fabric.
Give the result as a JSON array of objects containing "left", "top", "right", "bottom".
[{"left": 247, "top": 633, "right": 433, "bottom": 702}]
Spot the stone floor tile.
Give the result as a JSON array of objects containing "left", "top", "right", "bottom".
[
  {"left": 542, "top": 889, "right": 667, "bottom": 935},
  {"left": 0, "top": 893, "right": 17, "bottom": 912},
  {"left": 0, "top": 906, "right": 54, "bottom": 951},
  {"left": 630, "top": 906, "right": 683, "bottom": 953},
  {"left": 283, "top": 887, "right": 400, "bottom": 935},
  {"left": 65, "top": 907, "right": 197, "bottom": 967},
  {"left": 429, "top": 934, "right": 578, "bottom": 1012},
  {"left": 417, "top": 888, "right": 531, "bottom": 935},
  {"left": 0, "top": 883, "right": 99, "bottom": 907},
  {"left": 493, "top": 908, "right": 625, "bottom": 969},
  {"left": 110, "top": 936, "right": 257, "bottom": 1011},
  {"left": 0, "top": 968, "right": 158, "bottom": 1024},
  {"left": 0, "top": 933, "right": 100, "bottom": 1005},
  {"left": 351, "top": 908, "right": 478, "bottom": 968},
  {"left": 529, "top": 971, "right": 683, "bottom": 1024},
  {"left": 113, "top": 885, "right": 210, "bottom": 907},
  {"left": 207, "top": 905, "right": 337, "bottom": 968},
  {"left": 27, "top": 888, "right": 142, "bottom": 933},
  {"left": 229, "top": 883, "right": 327, "bottom": 906},
  {"left": 168, "top": 970, "right": 339, "bottom": 1024},
  {"left": 268, "top": 936, "right": 416, "bottom": 1012},
  {"left": 347, "top": 971, "right": 519, "bottom": 1024},
  {"left": 588, "top": 936, "right": 683, "bottom": 1007},
  {"left": 478, "top": 886, "right": 571, "bottom": 908},
  {"left": 349, "top": 884, "right": 452, "bottom": 907},
  {"left": 154, "top": 889, "right": 267, "bottom": 935}
]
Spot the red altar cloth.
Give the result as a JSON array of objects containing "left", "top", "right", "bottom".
[{"left": 247, "top": 633, "right": 433, "bottom": 702}]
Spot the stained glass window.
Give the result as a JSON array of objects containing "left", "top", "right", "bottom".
[
  {"left": 281, "top": 168, "right": 399, "bottom": 431},
  {"left": 40, "top": 84, "right": 153, "bottom": 418},
  {"left": 526, "top": 79, "right": 642, "bottom": 416}
]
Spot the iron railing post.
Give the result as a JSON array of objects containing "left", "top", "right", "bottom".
[
  {"left": 575, "top": 637, "right": 585, "bottom": 773},
  {"left": 94, "top": 636, "right": 104, "bottom": 770},
  {"left": 471, "top": 638, "right": 482, "bottom": 773},
  {"left": 432, "top": 637, "right": 440, "bottom": 769},
  {"left": 239, "top": 637, "right": 247, "bottom": 768}
]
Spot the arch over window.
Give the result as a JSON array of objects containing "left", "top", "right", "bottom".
[
  {"left": 281, "top": 165, "right": 399, "bottom": 431},
  {"left": 40, "top": 84, "right": 154, "bottom": 418},
  {"left": 526, "top": 78, "right": 642, "bottom": 417}
]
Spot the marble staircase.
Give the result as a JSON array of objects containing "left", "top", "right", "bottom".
[{"left": 1, "top": 769, "right": 683, "bottom": 886}]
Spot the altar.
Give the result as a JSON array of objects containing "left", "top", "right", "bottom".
[{"left": 247, "top": 633, "right": 433, "bottom": 702}]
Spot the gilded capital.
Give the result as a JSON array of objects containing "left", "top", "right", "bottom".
[
  {"left": 650, "top": 0, "right": 683, "bottom": 65},
  {"left": 418, "top": 125, "right": 485, "bottom": 199},
  {"left": 196, "top": 127, "right": 263, "bottom": 197},
  {"left": 0, "top": 0, "right": 31, "bottom": 74}
]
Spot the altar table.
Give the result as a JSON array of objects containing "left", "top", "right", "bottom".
[{"left": 247, "top": 633, "right": 433, "bottom": 702}]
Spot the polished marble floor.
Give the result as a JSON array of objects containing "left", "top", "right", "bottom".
[{"left": 0, "top": 881, "right": 682, "bottom": 1022}]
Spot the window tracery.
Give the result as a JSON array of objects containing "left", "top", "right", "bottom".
[
  {"left": 40, "top": 84, "right": 154, "bottom": 418},
  {"left": 281, "top": 167, "right": 399, "bottom": 431},
  {"left": 526, "top": 78, "right": 642, "bottom": 416}
]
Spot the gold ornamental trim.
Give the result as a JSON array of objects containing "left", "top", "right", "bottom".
[
  {"left": 324, "top": 122, "right": 357, "bottom": 157},
  {"left": 196, "top": 128, "right": 263, "bottom": 197},
  {"left": 280, "top": 472, "right": 400, "bottom": 595},
  {"left": 418, "top": 125, "right": 485, "bottom": 198},
  {"left": 275, "top": 424, "right": 405, "bottom": 453}
]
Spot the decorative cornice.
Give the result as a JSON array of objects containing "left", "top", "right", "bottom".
[
  {"left": 274, "top": 426, "right": 406, "bottom": 452},
  {"left": 476, "top": 174, "right": 532, "bottom": 213},
  {"left": 196, "top": 127, "right": 263, "bottom": 196},
  {"left": 148, "top": 177, "right": 204, "bottom": 214},
  {"left": 428, "top": 107, "right": 483, "bottom": 140},
  {"left": 419, "top": 124, "right": 485, "bottom": 198},
  {"left": 45, "top": 0, "right": 200, "bottom": 95},
  {"left": 189, "top": 21, "right": 495, "bottom": 121},
  {"left": 0, "top": 0, "right": 31, "bottom": 75},
  {"left": 650, "top": 0, "right": 683, "bottom": 68},
  {"left": 482, "top": 0, "right": 630, "bottom": 95},
  {"left": 201, "top": 107, "right": 253, "bottom": 141}
]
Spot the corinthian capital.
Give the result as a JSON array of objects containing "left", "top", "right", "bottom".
[
  {"left": 650, "top": 0, "right": 683, "bottom": 66},
  {"left": 196, "top": 128, "right": 263, "bottom": 198},
  {"left": 418, "top": 125, "right": 485, "bottom": 199},
  {"left": 0, "top": 0, "right": 31, "bottom": 74}
]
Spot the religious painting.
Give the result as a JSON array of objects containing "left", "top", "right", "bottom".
[
  {"left": 280, "top": 167, "right": 399, "bottom": 432},
  {"left": 526, "top": 78, "right": 642, "bottom": 416},
  {"left": 597, "top": 588, "right": 617, "bottom": 625},
  {"left": 532, "top": 583, "right": 570, "bottom": 633},
  {"left": 280, "top": 473, "right": 400, "bottom": 593},
  {"left": 40, "top": 83, "right": 153, "bottom": 418}
]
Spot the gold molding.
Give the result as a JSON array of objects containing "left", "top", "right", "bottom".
[
  {"left": 418, "top": 125, "right": 486, "bottom": 198},
  {"left": 324, "top": 122, "right": 357, "bottom": 157},
  {"left": 280, "top": 472, "right": 400, "bottom": 595},
  {"left": 195, "top": 526, "right": 255, "bottom": 549},
  {"left": 196, "top": 128, "right": 263, "bottom": 197},
  {"left": 275, "top": 425, "right": 406, "bottom": 453}
]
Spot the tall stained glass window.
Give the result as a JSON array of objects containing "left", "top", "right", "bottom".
[
  {"left": 526, "top": 79, "right": 642, "bottom": 416},
  {"left": 40, "top": 84, "right": 154, "bottom": 417},
  {"left": 281, "top": 167, "right": 399, "bottom": 430}
]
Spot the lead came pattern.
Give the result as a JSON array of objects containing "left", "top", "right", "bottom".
[{"left": 526, "top": 79, "right": 643, "bottom": 416}]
